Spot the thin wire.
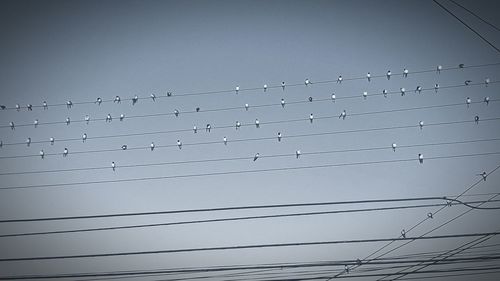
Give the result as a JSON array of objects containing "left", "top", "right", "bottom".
[
  {"left": 433, "top": 0, "right": 500, "bottom": 54},
  {"left": 1, "top": 151, "right": 500, "bottom": 191},
  {"left": 2, "top": 137, "right": 499, "bottom": 175},
  {"left": 1, "top": 61, "right": 498, "bottom": 112},
  {"left": 447, "top": 0, "right": 500, "bottom": 32},
  {"left": 1, "top": 79, "right": 497, "bottom": 130}
]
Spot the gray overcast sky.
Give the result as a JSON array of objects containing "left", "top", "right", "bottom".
[{"left": 0, "top": 0, "right": 500, "bottom": 280}]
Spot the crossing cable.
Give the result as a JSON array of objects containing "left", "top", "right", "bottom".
[
  {"left": 447, "top": 0, "right": 500, "bottom": 32},
  {"left": 433, "top": 0, "right": 500, "bottom": 54},
  {"left": 326, "top": 164, "right": 500, "bottom": 280},
  {"left": 1, "top": 79, "right": 497, "bottom": 130},
  {"left": 1, "top": 99, "right": 498, "bottom": 153},
  {"left": 1, "top": 199, "right": 499, "bottom": 238},
  {"left": 1, "top": 151, "right": 499, "bottom": 191},
  {"left": 0, "top": 62, "right": 498, "bottom": 112},
  {"left": 1, "top": 137, "right": 499, "bottom": 175},
  {"left": 0, "top": 231, "right": 498, "bottom": 262}
]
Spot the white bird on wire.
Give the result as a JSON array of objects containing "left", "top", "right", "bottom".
[
  {"left": 121, "top": 144, "right": 127, "bottom": 150},
  {"left": 150, "top": 142, "right": 155, "bottom": 151},
  {"left": 106, "top": 114, "right": 112, "bottom": 122},
  {"left": 235, "top": 85, "right": 239, "bottom": 94},
  {"left": 66, "top": 100, "right": 73, "bottom": 109},
  {"left": 434, "top": 83, "right": 439, "bottom": 93},
  {"left": 339, "top": 110, "right": 346, "bottom": 120},
  {"left": 309, "top": 113, "right": 314, "bottom": 123},
  {"left": 34, "top": 119, "right": 39, "bottom": 128},
  {"left": 331, "top": 93, "right": 336, "bottom": 102},
  {"left": 465, "top": 80, "right": 472, "bottom": 86},
  {"left": 63, "top": 148, "right": 68, "bottom": 157},
  {"left": 401, "top": 229, "right": 406, "bottom": 238},
  {"left": 132, "top": 95, "right": 138, "bottom": 105},
  {"left": 281, "top": 81, "right": 285, "bottom": 90},
  {"left": 255, "top": 119, "right": 260, "bottom": 128},
  {"left": 419, "top": 121, "right": 424, "bottom": 130},
  {"left": 223, "top": 136, "right": 227, "bottom": 145},
  {"left": 43, "top": 101, "right": 48, "bottom": 109},
  {"left": 234, "top": 121, "right": 240, "bottom": 130},
  {"left": 415, "top": 86, "right": 422, "bottom": 94},
  {"left": 296, "top": 150, "right": 301, "bottom": 159},
  {"left": 437, "top": 65, "right": 442, "bottom": 74},
  {"left": 392, "top": 143, "right": 397, "bottom": 152},
  {"left": 174, "top": 109, "right": 179, "bottom": 117},
  {"left": 150, "top": 94, "right": 156, "bottom": 101},
  {"left": 111, "top": 161, "right": 116, "bottom": 171},
  {"left": 475, "top": 115, "right": 480, "bottom": 124},
  {"left": 85, "top": 115, "right": 90, "bottom": 124},
  {"left": 206, "top": 124, "right": 211, "bottom": 132},
  {"left": 27, "top": 104, "right": 32, "bottom": 111},
  {"left": 82, "top": 133, "right": 87, "bottom": 142},
  {"left": 120, "top": 114, "right": 125, "bottom": 121},
  {"left": 363, "top": 91, "right": 368, "bottom": 100},
  {"left": 305, "top": 78, "right": 311, "bottom": 86},
  {"left": 39, "top": 150, "right": 44, "bottom": 159},
  {"left": 16, "top": 104, "right": 20, "bottom": 111},
  {"left": 337, "top": 75, "right": 343, "bottom": 84},
  {"left": 114, "top": 96, "right": 121, "bottom": 103},
  {"left": 366, "top": 72, "right": 371, "bottom": 82},
  {"left": 193, "top": 125, "right": 198, "bottom": 133},
  {"left": 403, "top": 68, "right": 409, "bottom": 78},
  {"left": 466, "top": 97, "right": 471, "bottom": 108},
  {"left": 49, "top": 137, "right": 55, "bottom": 145},
  {"left": 386, "top": 70, "right": 391, "bottom": 80},
  {"left": 253, "top": 153, "right": 260, "bottom": 161},
  {"left": 65, "top": 117, "right": 70, "bottom": 125},
  {"left": 26, "top": 137, "right": 31, "bottom": 147},
  {"left": 477, "top": 171, "right": 487, "bottom": 181},
  {"left": 484, "top": 97, "right": 490, "bottom": 105},
  {"left": 281, "top": 99, "right": 285, "bottom": 108},
  {"left": 96, "top": 97, "right": 102, "bottom": 105},
  {"left": 277, "top": 132, "right": 282, "bottom": 142},
  {"left": 9, "top": 121, "right": 15, "bottom": 130},
  {"left": 177, "top": 140, "right": 182, "bottom": 149},
  {"left": 245, "top": 103, "right": 249, "bottom": 111},
  {"left": 485, "top": 78, "right": 490, "bottom": 87},
  {"left": 263, "top": 84, "right": 268, "bottom": 92},
  {"left": 400, "top": 87, "right": 406, "bottom": 96},
  {"left": 418, "top": 154, "right": 424, "bottom": 164},
  {"left": 383, "top": 89, "right": 388, "bottom": 98}
]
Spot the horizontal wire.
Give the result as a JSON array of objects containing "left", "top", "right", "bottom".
[
  {"left": 1, "top": 199, "right": 498, "bottom": 238},
  {"left": 1, "top": 79, "right": 497, "bottom": 130},
  {"left": 0, "top": 61, "right": 498, "bottom": 112},
  {"left": 1, "top": 151, "right": 500, "bottom": 191}
]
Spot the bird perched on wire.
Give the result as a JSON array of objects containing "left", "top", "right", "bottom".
[
  {"left": 114, "top": 96, "right": 121, "bottom": 103},
  {"left": 132, "top": 95, "right": 138, "bottom": 105},
  {"left": 437, "top": 65, "right": 442, "bottom": 74},
  {"left": 85, "top": 115, "right": 90, "bottom": 124},
  {"left": 253, "top": 153, "right": 260, "bottom": 161},
  {"left": 277, "top": 132, "right": 282, "bottom": 142},
  {"left": 308, "top": 96, "right": 313, "bottom": 102},
  {"left": 296, "top": 150, "right": 301, "bottom": 159},
  {"left": 15, "top": 104, "right": 20, "bottom": 111},
  {"left": 196, "top": 107, "right": 200, "bottom": 112},
  {"left": 177, "top": 140, "right": 182, "bottom": 149},
  {"left": 235, "top": 121, "right": 241, "bottom": 130},
  {"left": 403, "top": 68, "right": 409, "bottom": 78},
  {"left": 66, "top": 100, "right": 73, "bottom": 109},
  {"left": 339, "top": 110, "right": 346, "bottom": 120},
  {"left": 166, "top": 91, "right": 172, "bottom": 97},
  {"left": 245, "top": 103, "right": 249, "bottom": 111},
  {"left": 331, "top": 93, "right": 336, "bottom": 102},
  {"left": 415, "top": 86, "right": 422, "bottom": 94},
  {"left": 281, "top": 81, "right": 286, "bottom": 90},
  {"left": 386, "top": 70, "right": 391, "bottom": 80},
  {"left": 418, "top": 154, "right": 423, "bottom": 164},
  {"left": 400, "top": 87, "right": 406, "bottom": 96},
  {"left": 382, "top": 89, "right": 388, "bottom": 98},
  {"left": 434, "top": 83, "right": 439, "bottom": 93},
  {"left": 0, "top": 105, "right": 5, "bottom": 110},
  {"left": 363, "top": 91, "right": 367, "bottom": 100},
  {"left": 27, "top": 104, "right": 32, "bottom": 111},
  {"left": 465, "top": 80, "right": 472, "bottom": 86},
  {"left": 419, "top": 121, "right": 424, "bottom": 129},
  {"left": 111, "top": 161, "right": 116, "bottom": 171},
  {"left": 193, "top": 125, "right": 198, "bottom": 133},
  {"left": 263, "top": 84, "right": 267, "bottom": 92},
  {"left": 63, "top": 148, "right": 68, "bottom": 157},
  {"left": 281, "top": 99, "right": 285, "bottom": 108},
  {"left": 49, "top": 137, "right": 55, "bottom": 145},
  {"left": 401, "top": 229, "right": 406, "bottom": 238},
  {"left": 304, "top": 78, "right": 311, "bottom": 86},
  {"left": 150, "top": 94, "right": 156, "bottom": 101},
  {"left": 120, "top": 114, "right": 125, "bottom": 121},
  {"left": 96, "top": 97, "right": 102, "bottom": 105},
  {"left": 65, "top": 117, "right": 70, "bottom": 125},
  {"left": 309, "top": 113, "right": 314, "bottom": 123},
  {"left": 82, "top": 133, "right": 87, "bottom": 142},
  {"left": 255, "top": 119, "right": 260, "bottom": 128},
  {"left": 26, "top": 137, "right": 31, "bottom": 147},
  {"left": 466, "top": 97, "right": 471, "bottom": 108},
  {"left": 106, "top": 114, "right": 112, "bottom": 122},
  {"left": 174, "top": 109, "right": 179, "bottom": 117},
  {"left": 484, "top": 97, "right": 490, "bottom": 105},
  {"left": 43, "top": 101, "right": 48, "bottom": 109},
  {"left": 392, "top": 143, "right": 397, "bottom": 152},
  {"left": 459, "top": 63, "right": 465, "bottom": 68},
  {"left": 223, "top": 136, "right": 227, "bottom": 145},
  {"left": 485, "top": 78, "right": 490, "bottom": 87},
  {"left": 337, "top": 75, "right": 343, "bottom": 83},
  {"left": 477, "top": 171, "right": 487, "bottom": 181},
  {"left": 366, "top": 72, "right": 371, "bottom": 82},
  {"left": 119, "top": 145, "right": 126, "bottom": 150},
  {"left": 9, "top": 121, "right": 15, "bottom": 130},
  {"left": 34, "top": 119, "right": 39, "bottom": 128},
  {"left": 150, "top": 142, "right": 155, "bottom": 151},
  {"left": 475, "top": 116, "right": 480, "bottom": 124},
  {"left": 39, "top": 150, "right": 44, "bottom": 159},
  {"left": 206, "top": 124, "right": 211, "bottom": 132},
  {"left": 235, "top": 85, "right": 239, "bottom": 94}
]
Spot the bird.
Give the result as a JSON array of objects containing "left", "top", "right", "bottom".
[
  {"left": 166, "top": 91, "right": 172, "bottom": 97},
  {"left": 344, "top": 265, "right": 350, "bottom": 274},
  {"left": 82, "top": 133, "right": 87, "bottom": 142},
  {"left": 477, "top": 171, "right": 487, "bottom": 181},
  {"left": 65, "top": 117, "right": 70, "bottom": 125},
  {"left": 418, "top": 154, "right": 423, "bottom": 164},
  {"left": 9, "top": 121, "right": 14, "bottom": 130},
  {"left": 206, "top": 124, "right": 211, "bottom": 132},
  {"left": 150, "top": 142, "right": 155, "bottom": 151},
  {"left": 255, "top": 119, "right": 260, "bottom": 128},
  {"left": 382, "top": 89, "right": 388, "bottom": 98},
  {"left": 27, "top": 104, "right": 32, "bottom": 111},
  {"left": 111, "top": 161, "right": 116, "bottom": 171},
  {"left": 245, "top": 103, "right": 249, "bottom": 111},
  {"left": 363, "top": 91, "right": 367, "bottom": 99},
  {"left": 150, "top": 94, "right": 156, "bottom": 101},
  {"left": 415, "top": 86, "right": 422, "bottom": 94},
  {"left": 263, "top": 84, "right": 268, "bottom": 92},
  {"left": 484, "top": 97, "right": 490, "bottom": 105},
  {"left": 403, "top": 68, "right": 409, "bottom": 78},
  {"left": 114, "top": 96, "right": 121, "bottom": 103},
  {"left": 196, "top": 107, "right": 200, "bottom": 112},
  {"left": 437, "top": 65, "right": 442, "bottom": 73},
  {"left": 419, "top": 121, "right": 424, "bottom": 129},
  {"left": 223, "top": 136, "right": 227, "bottom": 145},
  {"left": 281, "top": 81, "right": 286, "bottom": 90},
  {"left": 304, "top": 78, "right": 311, "bottom": 86},
  {"left": 236, "top": 121, "right": 241, "bottom": 130},
  {"left": 308, "top": 96, "right": 313, "bottom": 102},
  {"left": 331, "top": 93, "right": 336, "bottom": 102},
  {"left": 309, "top": 113, "right": 314, "bottom": 123},
  {"left": 465, "top": 80, "right": 472, "bottom": 86},
  {"left": 174, "top": 109, "right": 179, "bottom": 117},
  {"left": 0, "top": 105, "right": 5, "bottom": 110},
  {"left": 106, "top": 114, "right": 112, "bottom": 122},
  {"left": 96, "top": 97, "right": 102, "bottom": 105},
  {"left": 401, "top": 229, "right": 406, "bottom": 238},
  {"left": 427, "top": 212, "right": 433, "bottom": 219},
  {"left": 121, "top": 144, "right": 127, "bottom": 150},
  {"left": 177, "top": 140, "right": 182, "bottom": 149},
  {"left": 434, "top": 83, "right": 439, "bottom": 93},
  {"left": 366, "top": 72, "right": 371, "bottom": 82},
  {"left": 63, "top": 148, "right": 68, "bottom": 157},
  {"left": 466, "top": 97, "right": 471, "bottom": 108},
  {"left": 120, "top": 114, "right": 125, "bottom": 121},
  {"left": 400, "top": 87, "right": 406, "bottom": 96},
  {"left": 281, "top": 99, "right": 285, "bottom": 108},
  {"left": 85, "top": 115, "right": 90, "bottom": 124},
  {"left": 132, "top": 95, "right": 138, "bottom": 105},
  {"left": 485, "top": 78, "right": 490, "bottom": 86},
  {"left": 39, "top": 150, "right": 44, "bottom": 159},
  {"left": 49, "top": 137, "right": 55, "bottom": 145},
  {"left": 15, "top": 104, "right": 20, "bottom": 111},
  {"left": 235, "top": 86, "right": 239, "bottom": 94},
  {"left": 34, "top": 119, "right": 39, "bottom": 128},
  {"left": 26, "top": 137, "right": 31, "bottom": 147},
  {"left": 386, "top": 70, "right": 391, "bottom": 80},
  {"left": 392, "top": 143, "right": 397, "bottom": 152},
  {"left": 339, "top": 110, "right": 346, "bottom": 120},
  {"left": 43, "top": 101, "right": 48, "bottom": 109},
  {"left": 66, "top": 100, "right": 73, "bottom": 109},
  {"left": 475, "top": 116, "right": 480, "bottom": 124},
  {"left": 277, "top": 132, "right": 282, "bottom": 142},
  {"left": 459, "top": 63, "right": 465, "bottom": 68},
  {"left": 193, "top": 125, "right": 197, "bottom": 133},
  {"left": 296, "top": 150, "right": 301, "bottom": 159},
  {"left": 337, "top": 75, "right": 343, "bottom": 83},
  {"left": 253, "top": 153, "right": 259, "bottom": 161}
]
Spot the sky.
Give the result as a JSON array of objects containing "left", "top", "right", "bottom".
[{"left": 0, "top": 0, "right": 500, "bottom": 280}]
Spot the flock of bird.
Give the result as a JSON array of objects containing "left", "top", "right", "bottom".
[{"left": 0, "top": 64, "right": 495, "bottom": 172}]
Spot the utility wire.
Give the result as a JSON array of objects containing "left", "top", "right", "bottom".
[
  {"left": 1, "top": 151, "right": 499, "bottom": 191},
  {"left": 0, "top": 62, "right": 498, "bottom": 112},
  {"left": 2, "top": 137, "right": 499, "bottom": 175},
  {"left": 447, "top": 0, "right": 500, "bottom": 32},
  {"left": 433, "top": 0, "right": 500, "bottom": 54}
]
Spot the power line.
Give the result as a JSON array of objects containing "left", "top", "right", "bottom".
[
  {"left": 447, "top": 0, "right": 500, "bottom": 32},
  {"left": 433, "top": 0, "right": 500, "bottom": 54},
  {"left": 1, "top": 79, "right": 497, "bottom": 130},
  {"left": 0, "top": 61, "right": 498, "bottom": 112},
  {"left": 1, "top": 151, "right": 499, "bottom": 191},
  {"left": 0, "top": 231, "right": 498, "bottom": 262},
  {"left": 2, "top": 137, "right": 499, "bottom": 175}
]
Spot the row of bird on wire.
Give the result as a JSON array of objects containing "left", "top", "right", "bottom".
[{"left": 0, "top": 63, "right": 491, "bottom": 113}]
